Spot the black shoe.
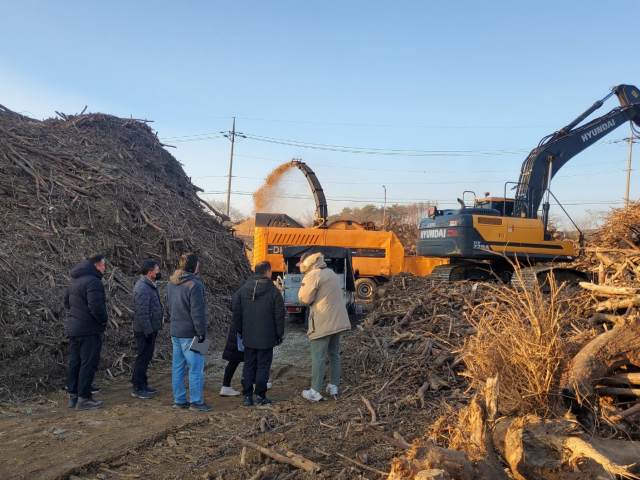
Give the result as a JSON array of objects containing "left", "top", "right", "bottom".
[
  {"left": 131, "top": 388, "right": 153, "bottom": 399},
  {"left": 189, "top": 402, "right": 213, "bottom": 412},
  {"left": 243, "top": 396, "right": 254, "bottom": 407},
  {"left": 91, "top": 385, "right": 101, "bottom": 394},
  {"left": 68, "top": 395, "right": 78, "bottom": 408},
  {"left": 255, "top": 396, "right": 274, "bottom": 407},
  {"left": 173, "top": 402, "right": 190, "bottom": 409},
  {"left": 75, "top": 397, "right": 104, "bottom": 411},
  {"left": 143, "top": 385, "right": 157, "bottom": 394}
]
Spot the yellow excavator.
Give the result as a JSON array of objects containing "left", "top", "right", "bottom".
[{"left": 416, "top": 84, "right": 640, "bottom": 287}]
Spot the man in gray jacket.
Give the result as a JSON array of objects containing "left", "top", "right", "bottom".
[
  {"left": 166, "top": 253, "right": 212, "bottom": 412},
  {"left": 131, "top": 259, "right": 163, "bottom": 399}
]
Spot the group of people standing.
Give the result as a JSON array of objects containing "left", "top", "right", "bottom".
[{"left": 63, "top": 250, "right": 351, "bottom": 411}]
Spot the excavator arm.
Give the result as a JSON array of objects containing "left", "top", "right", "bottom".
[
  {"left": 514, "top": 84, "right": 640, "bottom": 219},
  {"left": 291, "top": 159, "right": 329, "bottom": 227}
]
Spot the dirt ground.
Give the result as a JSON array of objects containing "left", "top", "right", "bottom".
[{"left": 2, "top": 316, "right": 411, "bottom": 480}]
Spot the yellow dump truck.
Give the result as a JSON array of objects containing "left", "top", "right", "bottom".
[{"left": 253, "top": 215, "right": 446, "bottom": 299}]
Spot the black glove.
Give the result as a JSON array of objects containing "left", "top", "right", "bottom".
[
  {"left": 276, "top": 335, "right": 284, "bottom": 346},
  {"left": 198, "top": 335, "right": 206, "bottom": 343},
  {"left": 145, "top": 333, "right": 153, "bottom": 344}
]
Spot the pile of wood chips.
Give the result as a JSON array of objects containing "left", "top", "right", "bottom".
[
  {"left": 0, "top": 105, "right": 251, "bottom": 401},
  {"left": 380, "top": 221, "right": 419, "bottom": 254}
]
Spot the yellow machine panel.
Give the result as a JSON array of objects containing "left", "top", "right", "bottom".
[
  {"left": 253, "top": 224, "right": 446, "bottom": 278},
  {"left": 472, "top": 216, "right": 575, "bottom": 258}
]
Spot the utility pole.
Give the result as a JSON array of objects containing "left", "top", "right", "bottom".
[
  {"left": 225, "top": 117, "right": 236, "bottom": 217},
  {"left": 382, "top": 185, "right": 387, "bottom": 224},
  {"left": 625, "top": 121, "right": 634, "bottom": 208}
]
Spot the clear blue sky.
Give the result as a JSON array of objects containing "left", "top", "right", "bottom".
[{"left": 2, "top": 1, "right": 639, "bottom": 225}]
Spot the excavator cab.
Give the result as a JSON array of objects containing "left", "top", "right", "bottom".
[{"left": 474, "top": 197, "right": 515, "bottom": 217}]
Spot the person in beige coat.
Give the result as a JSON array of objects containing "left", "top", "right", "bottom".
[{"left": 297, "top": 252, "right": 351, "bottom": 401}]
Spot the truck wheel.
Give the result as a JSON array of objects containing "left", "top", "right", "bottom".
[{"left": 355, "top": 278, "right": 376, "bottom": 300}]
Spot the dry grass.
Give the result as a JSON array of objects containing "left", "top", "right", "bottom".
[{"left": 462, "top": 267, "right": 577, "bottom": 417}]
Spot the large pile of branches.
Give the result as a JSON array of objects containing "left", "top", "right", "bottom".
[
  {"left": 231, "top": 218, "right": 255, "bottom": 265},
  {"left": 0, "top": 105, "right": 251, "bottom": 401},
  {"left": 353, "top": 261, "right": 640, "bottom": 478},
  {"left": 574, "top": 200, "right": 640, "bottom": 287}
]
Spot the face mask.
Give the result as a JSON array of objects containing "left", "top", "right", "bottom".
[{"left": 154, "top": 272, "right": 162, "bottom": 281}]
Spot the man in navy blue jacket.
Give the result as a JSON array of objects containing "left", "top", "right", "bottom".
[
  {"left": 131, "top": 259, "right": 163, "bottom": 399},
  {"left": 64, "top": 254, "right": 108, "bottom": 411}
]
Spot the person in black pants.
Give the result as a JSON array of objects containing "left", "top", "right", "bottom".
[
  {"left": 131, "top": 259, "right": 164, "bottom": 399},
  {"left": 232, "top": 261, "right": 285, "bottom": 407},
  {"left": 220, "top": 279, "right": 273, "bottom": 396},
  {"left": 220, "top": 279, "right": 246, "bottom": 397},
  {"left": 64, "top": 254, "right": 109, "bottom": 411}
]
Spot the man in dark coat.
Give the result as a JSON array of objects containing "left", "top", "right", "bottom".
[
  {"left": 167, "top": 253, "right": 212, "bottom": 412},
  {"left": 131, "top": 259, "right": 163, "bottom": 399},
  {"left": 64, "top": 253, "right": 108, "bottom": 411},
  {"left": 220, "top": 279, "right": 273, "bottom": 396},
  {"left": 233, "top": 261, "right": 285, "bottom": 407}
]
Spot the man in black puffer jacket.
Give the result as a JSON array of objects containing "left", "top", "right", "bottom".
[
  {"left": 233, "top": 261, "right": 285, "bottom": 407},
  {"left": 64, "top": 254, "right": 108, "bottom": 411},
  {"left": 131, "top": 259, "right": 164, "bottom": 399}
]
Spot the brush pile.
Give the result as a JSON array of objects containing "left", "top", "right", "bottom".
[
  {"left": 343, "top": 275, "right": 478, "bottom": 412},
  {"left": 0, "top": 105, "right": 251, "bottom": 401},
  {"left": 231, "top": 218, "right": 255, "bottom": 265},
  {"left": 352, "top": 231, "right": 640, "bottom": 479},
  {"left": 380, "top": 221, "right": 418, "bottom": 254}
]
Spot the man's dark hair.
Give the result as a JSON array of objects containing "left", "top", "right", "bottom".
[
  {"left": 255, "top": 261, "right": 272, "bottom": 276},
  {"left": 179, "top": 253, "right": 199, "bottom": 273},
  {"left": 87, "top": 253, "right": 105, "bottom": 265},
  {"left": 140, "top": 259, "right": 159, "bottom": 275}
]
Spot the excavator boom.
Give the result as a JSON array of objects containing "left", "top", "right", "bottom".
[
  {"left": 514, "top": 85, "right": 640, "bottom": 218},
  {"left": 417, "top": 84, "right": 640, "bottom": 286}
]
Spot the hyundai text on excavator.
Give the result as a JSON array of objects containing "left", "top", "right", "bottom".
[
  {"left": 252, "top": 160, "right": 446, "bottom": 299},
  {"left": 416, "top": 84, "right": 640, "bottom": 287}
]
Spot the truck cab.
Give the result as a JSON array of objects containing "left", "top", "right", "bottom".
[{"left": 279, "top": 246, "right": 357, "bottom": 322}]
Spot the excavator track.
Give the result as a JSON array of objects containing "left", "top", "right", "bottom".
[
  {"left": 429, "top": 262, "right": 508, "bottom": 283},
  {"left": 430, "top": 263, "right": 588, "bottom": 291},
  {"left": 510, "top": 266, "right": 589, "bottom": 292}
]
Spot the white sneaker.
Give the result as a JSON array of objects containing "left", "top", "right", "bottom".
[
  {"left": 219, "top": 386, "right": 240, "bottom": 397},
  {"left": 253, "top": 383, "right": 273, "bottom": 390},
  {"left": 302, "top": 388, "right": 323, "bottom": 402},
  {"left": 326, "top": 384, "right": 338, "bottom": 395}
]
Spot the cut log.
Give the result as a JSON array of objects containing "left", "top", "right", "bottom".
[
  {"left": 561, "top": 319, "right": 640, "bottom": 428},
  {"left": 598, "top": 372, "right": 640, "bottom": 386},
  {"left": 588, "top": 312, "right": 627, "bottom": 327},
  {"left": 233, "top": 436, "right": 320, "bottom": 472},
  {"left": 579, "top": 282, "right": 640, "bottom": 295},
  {"left": 493, "top": 415, "right": 640, "bottom": 480},
  {"left": 594, "top": 295, "right": 640, "bottom": 312},
  {"left": 609, "top": 402, "right": 640, "bottom": 422},
  {"left": 597, "top": 387, "right": 640, "bottom": 397}
]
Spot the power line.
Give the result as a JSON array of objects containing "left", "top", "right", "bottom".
[
  {"left": 199, "top": 189, "right": 628, "bottom": 207},
  {"left": 160, "top": 130, "right": 628, "bottom": 156},
  {"left": 194, "top": 158, "right": 630, "bottom": 179},
  {"left": 193, "top": 168, "right": 634, "bottom": 185}
]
